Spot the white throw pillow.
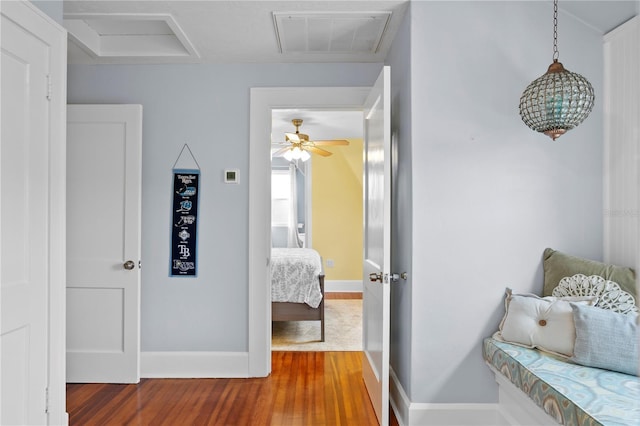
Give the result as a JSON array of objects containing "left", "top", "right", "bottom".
[{"left": 496, "top": 288, "right": 597, "bottom": 357}]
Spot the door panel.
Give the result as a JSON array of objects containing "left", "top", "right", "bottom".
[
  {"left": 66, "top": 105, "right": 142, "bottom": 383},
  {"left": 1, "top": 6, "right": 51, "bottom": 424},
  {"left": 362, "top": 66, "right": 391, "bottom": 425}
]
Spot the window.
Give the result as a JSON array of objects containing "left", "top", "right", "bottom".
[{"left": 271, "top": 170, "right": 290, "bottom": 226}]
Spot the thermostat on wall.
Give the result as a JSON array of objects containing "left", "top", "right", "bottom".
[{"left": 224, "top": 169, "right": 239, "bottom": 184}]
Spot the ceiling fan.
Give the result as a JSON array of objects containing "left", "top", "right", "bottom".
[{"left": 272, "top": 119, "right": 349, "bottom": 161}]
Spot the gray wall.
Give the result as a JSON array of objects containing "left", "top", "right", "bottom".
[
  {"left": 67, "top": 63, "right": 382, "bottom": 351},
  {"left": 31, "top": 0, "right": 62, "bottom": 24},
  {"left": 405, "top": 1, "right": 604, "bottom": 403},
  {"left": 385, "top": 3, "right": 414, "bottom": 400}
]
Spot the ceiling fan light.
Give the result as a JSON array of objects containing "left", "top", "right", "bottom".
[
  {"left": 276, "top": 118, "right": 348, "bottom": 160},
  {"left": 291, "top": 147, "right": 303, "bottom": 159}
]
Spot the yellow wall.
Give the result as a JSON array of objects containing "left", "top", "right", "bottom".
[{"left": 311, "top": 138, "right": 363, "bottom": 280}]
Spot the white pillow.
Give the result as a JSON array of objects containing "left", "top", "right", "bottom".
[{"left": 496, "top": 288, "right": 597, "bottom": 357}]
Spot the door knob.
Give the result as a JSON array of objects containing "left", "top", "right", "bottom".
[
  {"left": 369, "top": 272, "right": 383, "bottom": 282},
  {"left": 390, "top": 272, "right": 408, "bottom": 282},
  {"left": 123, "top": 260, "right": 136, "bottom": 270}
]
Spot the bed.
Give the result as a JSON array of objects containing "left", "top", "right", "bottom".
[{"left": 271, "top": 248, "right": 325, "bottom": 342}]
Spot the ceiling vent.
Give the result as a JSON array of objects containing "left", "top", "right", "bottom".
[
  {"left": 64, "top": 13, "right": 199, "bottom": 60},
  {"left": 273, "top": 11, "right": 391, "bottom": 54}
]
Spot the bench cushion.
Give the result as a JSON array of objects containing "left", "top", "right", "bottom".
[{"left": 483, "top": 337, "right": 640, "bottom": 426}]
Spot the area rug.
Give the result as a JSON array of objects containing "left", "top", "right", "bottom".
[{"left": 272, "top": 299, "right": 362, "bottom": 351}]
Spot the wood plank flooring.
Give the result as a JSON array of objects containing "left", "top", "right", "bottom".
[
  {"left": 324, "top": 292, "right": 362, "bottom": 300},
  {"left": 67, "top": 351, "right": 398, "bottom": 426}
]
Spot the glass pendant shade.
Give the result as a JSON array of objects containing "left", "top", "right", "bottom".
[
  {"left": 283, "top": 146, "right": 311, "bottom": 162},
  {"left": 519, "top": 60, "right": 595, "bottom": 140}
]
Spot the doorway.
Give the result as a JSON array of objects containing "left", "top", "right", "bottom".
[
  {"left": 270, "top": 109, "right": 364, "bottom": 351},
  {"left": 248, "top": 87, "right": 370, "bottom": 376}
]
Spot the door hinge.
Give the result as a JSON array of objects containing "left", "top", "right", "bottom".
[{"left": 46, "top": 74, "right": 52, "bottom": 101}]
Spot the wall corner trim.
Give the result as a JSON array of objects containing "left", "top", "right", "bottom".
[
  {"left": 390, "top": 368, "right": 508, "bottom": 426},
  {"left": 141, "top": 351, "right": 250, "bottom": 378}
]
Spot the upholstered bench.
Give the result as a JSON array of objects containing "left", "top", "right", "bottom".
[
  {"left": 484, "top": 337, "right": 640, "bottom": 425},
  {"left": 485, "top": 248, "right": 639, "bottom": 425}
]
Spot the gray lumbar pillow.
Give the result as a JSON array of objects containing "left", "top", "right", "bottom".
[{"left": 570, "top": 303, "right": 639, "bottom": 376}]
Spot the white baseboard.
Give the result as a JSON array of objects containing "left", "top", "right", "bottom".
[
  {"left": 325, "top": 280, "right": 362, "bottom": 293},
  {"left": 390, "top": 367, "right": 411, "bottom": 425},
  {"left": 141, "top": 351, "right": 249, "bottom": 378},
  {"left": 390, "top": 368, "right": 509, "bottom": 426},
  {"left": 402, "top": 403, "right": 508, "bottom": 426}
]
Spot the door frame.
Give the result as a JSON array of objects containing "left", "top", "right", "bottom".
[{"left": 249, "top": 87, "right": 370, "bottom": 376}]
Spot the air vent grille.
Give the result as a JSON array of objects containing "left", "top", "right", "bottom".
[{"left": 273, "top": 11, "right": 391, "bottom": 54}]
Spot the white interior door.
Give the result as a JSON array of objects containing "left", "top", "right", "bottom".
[
  {"left": 1, "top": 5, "right": 52, "bottom": 423},
  {"left": 362, "top": 66, "right": 391, "bottom": 425},
  {"left": 66, "top": 104, "right": 142, "bottom": 383}
]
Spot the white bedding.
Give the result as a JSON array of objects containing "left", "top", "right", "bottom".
[{"left": 271, "top": 248, "right": 323, "bottom": 308}]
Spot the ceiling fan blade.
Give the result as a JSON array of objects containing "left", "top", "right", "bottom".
[
  {"left": 272, "top": 146, "right": 290, "bottom": 157},
  {"left": 306, "top": 146, "right": 332, "bottom": 157},
  {"left": 311, "top": 139, "right": 350, "bottom": 146},
  {"left": 285, "top": 132, "right": 300, "bottom": 143}
]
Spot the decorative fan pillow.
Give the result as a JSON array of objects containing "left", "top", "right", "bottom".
[
  {"left": 496, "top": 288, "right": 597, "bottom": 357},
  {"left": 552, "top": 274, "right": 638, "bottom": 315}
]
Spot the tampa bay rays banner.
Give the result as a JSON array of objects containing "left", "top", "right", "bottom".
[{"left": 170, "top": 169, "right": 200, "bottom": 276}]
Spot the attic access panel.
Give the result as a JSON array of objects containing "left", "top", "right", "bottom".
[
  {"left": 273, "top": 11, "right": 392, "bottom": 54},
  {"left": 63, "top": 13, "right": 200, "bottom": 60}
]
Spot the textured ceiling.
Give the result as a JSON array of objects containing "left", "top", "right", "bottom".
[
  {"left": 271, "top": 109, "right": 364, "bottom": 145},
  {"left": 64, "top": 1, "right": 638, "bottom": 64},
  {"left": 64, "top": 0, "right": 409, "bottom": 64}
]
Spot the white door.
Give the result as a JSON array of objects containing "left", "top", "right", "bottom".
[
  {"left": 1, "top": 2, "right": 64, "bottom": 424},
  {"left": 362, "top": 66, "right": 391, "bottom": 425},
  {"left": 66, "top": 105, "right": 142, "bottom": 383}
]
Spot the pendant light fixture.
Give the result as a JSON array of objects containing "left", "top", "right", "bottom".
[{"left": 519, "top": 0, "right": 595, "bottom": 140}]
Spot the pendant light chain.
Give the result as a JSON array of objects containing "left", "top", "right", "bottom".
[{"left": 552, "top": 0, "right": 559, "bottom": 61}]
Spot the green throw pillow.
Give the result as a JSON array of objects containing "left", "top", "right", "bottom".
[{"left": 542, "top": 248, "right": 637, "bottom": 304}]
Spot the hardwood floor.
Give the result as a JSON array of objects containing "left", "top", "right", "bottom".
[
  {"left": 324, "top": 292, "right": 362, "bottom": 300},
  {"left": 67, "top": 351, "right": 399, "bottom": 426}
]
